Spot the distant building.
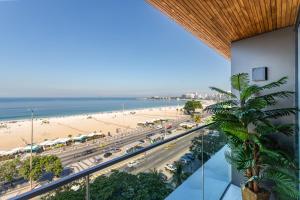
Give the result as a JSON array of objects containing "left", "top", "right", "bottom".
[{"left": 181, "top": 92, "right": 199, "bottom": 99}]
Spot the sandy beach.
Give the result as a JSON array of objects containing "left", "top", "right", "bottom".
[
  {"left": 0, "top": 100, "right": 215, "bottom": 151},
  {"left": 0, "top": 106, "right": 184, "bottom": 150}
]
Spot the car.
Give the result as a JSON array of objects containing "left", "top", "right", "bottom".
[
  {"left": 165, "top": 163, "right": 176, "bottom": 172},
  {"left": 146, "top": 133, "right": 155, "bottom": 137},
  {"left": 111, "top": 148, "right": 121, "bottom": 153},
  {"left": 139, "top": 139, "right": 145, "bottom": 143},
  {"left": 156, "top": 125, "right": 163, "bottom": 129},
  {"left": 180, "top": 156, "right": 191, "bottom": 164},
  {"left": 166, "top": 124, "right": 172, "bottom": 129},
  {"left": 94, "top": 156, "right": 103, "bottom": 163},
  {"left": 160, "top": 173, "right": 168, "bottom": 181},
  {"left": 126, "top": 145, "right": 144, "bottom": 154},
  {"left": 103, "top": 152, "right": 112, "bottom": 158},
  {"left": 184, "top": 153, "right": 195, "bottom": 160},
  {"left": 127, "top": 161, "right": 139, "bottom": 167}
]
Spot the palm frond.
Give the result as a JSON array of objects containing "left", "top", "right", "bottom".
[
  {"left": 231, "top": 73, "right": 249, "bottom": 92},
  {"left": 259, "top": 147, "right": 296, "bottom": 169},
  {"left": 220, "top": 123, "right": 249, "bottom": 141},
  {"left": 263, "top": 108, "right": 297, "bottom": 119},
  {"left": 225, "top": 148, "right": 253, "bottom": 170},
  {"left": 209, "top": 87, "right": 236, "bottom": 98},
  {"left": 204, "top": 100, "right": 238, "bottom": 113},
  {"left": 253, "top": 91, "right": 294, "bottom": 106},
  {"left": 263, "top": 168, "right": 299, "bottom": 200},
  {"left": 227, "top": 135, "right": 244, "bottom": 147},
  {"left": 240, "top": 85, "right": 261, "bottom": 102},
  {"left": 212, "top": 112, "right": 239, "bottom": 123},
  {"left": 259, "top": 77, "right": 288, "bottom": 90},
  {"left": 255, "top": 123, "right": 295, "bottom": 136},
  {"left": 245, "top": 98, "right": 268, "bottom": 110}
]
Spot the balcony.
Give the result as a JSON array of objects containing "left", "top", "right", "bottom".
[
  {"left": 165, "top": 146, "right": 231, "bottom": 200},
  {"left": 3, "top": 123, "right": 233, "bottom": 200}
]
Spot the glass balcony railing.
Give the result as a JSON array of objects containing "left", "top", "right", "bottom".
[{"left": 2, "top": 122, "right": 230, "bottom": 200}]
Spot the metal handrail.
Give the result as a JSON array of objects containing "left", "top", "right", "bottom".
[{"left": 9, "top": 123, "right": 211, "bottom": 200}]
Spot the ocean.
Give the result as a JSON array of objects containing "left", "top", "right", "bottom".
[{"left": 0, "top": 97, "right": 185, "bottom": 121}]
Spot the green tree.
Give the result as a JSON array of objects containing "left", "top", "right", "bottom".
[
  {"left": 171, "top": 162, "right": 190, "bottom": 187},
  {"left": 45, "top": 170, "right": 171, "bottom": 200},
  {"left": 19, "top": 155, "right": 63, "bottom": 181},
  {"left": 205, "top": 73, "right": 299, "bottom": 199},
  {"left": 19, "top": 156, "right": 43, "bottom": 181},
  {"left": 90, "top": 171, "right": 138, "bottom": 200},
  {"left": 183, "top": 100, "right": 202, "bottom": 115},
  {"left": 193, "top": 115, "right": 201, "bottom": 123},
  {"left": 41, "top": 155, "right": 63, "bottom": 177},
  {"left": 44, "top": 189, "right": 83, "bottom": 200},
  {"left": 136, "top": 170, "right": 172, "bottom": 200},
  {"left": 0, "top": 158, "right": 20, "bottom": 184}
]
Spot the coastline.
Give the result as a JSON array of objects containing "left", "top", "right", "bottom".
[
  {"left": 0, "top": 105, "right": 185, "bottom": 151},
  {"left": 0, "top": 104, "right": 183, "bottom": 124},
  {"left": 0, "top": 100, "right": 216, "bottom": 151},
  {"left": 0, "top": 99, "right": 185, "bottom": 122}
]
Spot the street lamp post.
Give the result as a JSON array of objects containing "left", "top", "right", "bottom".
[{"left": 30, "top": 109, "right": 34, "bottom": 190}]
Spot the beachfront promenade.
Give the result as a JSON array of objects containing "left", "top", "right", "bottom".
[
  {"left": 1, "top": 115, "right": 197, "bottom": 199},
  {"left": 0, "top": 106, "right": 190, "bottom": 151}
]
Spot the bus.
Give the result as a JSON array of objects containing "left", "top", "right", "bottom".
[{"left": 147, "top": 134, "right": 164, "bottom": 144}]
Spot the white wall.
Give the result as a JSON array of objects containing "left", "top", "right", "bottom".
[
  {"left": 231, "top": 27, "right": 297, "bottom": 185},
  {"left": 232, "top": 27, "right": 295, "bottom": 96}
]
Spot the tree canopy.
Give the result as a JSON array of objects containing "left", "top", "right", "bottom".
[
  {"left": 0, "top": 158, "right": 20, "bottom": 184},
  {"left": 183, "top": 100, "right": 203, "bottom": 115},
  {"left": 19, "top": 155, "right": 63, "bottom": 181},
  {"left": 46, "top": 171, "right": 172, "bottom": 200}
]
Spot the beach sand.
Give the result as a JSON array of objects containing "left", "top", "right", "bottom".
[
  {"left": 0, "top": 106, "right": 183, "bottom": 150},
  {"left": 0, "top": 100, "right": 215, "bottom": 150}
]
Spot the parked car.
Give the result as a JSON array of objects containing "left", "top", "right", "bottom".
[
  {"left": 180, "top": 156, "right": 191, "bottom": 164},
  {"left": 111, "top": 148, "right": 121, "bottom": 153},
  {"left": 165, "top": 163, "right": 176, "bottom": 172},
  {"left": 156, "top": 125, "right": 163, "bottom": 129},
  {"left": 103, "top": 152, "right": 112, "bottom": 158},
  {"left": 160, "top": 173, "right": 168, "bottom": 181},
  {"left": 166, "top": 124, "right": 172, "bottom": 129},
  {"left": 184, "top": 153, "right": 195, "bottom": 160},
  {"left": 94, "top": 156, "right": 103, "bottom": 163},
  {"left": 127, "top": 161, "right": 139, "bottom": 167},
  {"left": 139, "top": 139, "right": 145, "bottom": 143}
]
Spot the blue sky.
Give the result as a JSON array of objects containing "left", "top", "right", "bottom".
[{"left": 0, "top": 0, "right": 230, "bottom": 97}]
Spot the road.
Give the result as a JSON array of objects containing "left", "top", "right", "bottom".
[
  {"left": 131, "top": 128, "right": 203, "bottom": 174},
  {"left": 0, "top": 118, "right": 193, "bottom": 198},
  {"left": 1, "top": 124, "right": 207, "bottom": 199},
  {"left": 58, "top": 118, "right": 188, "bottom": 165}
]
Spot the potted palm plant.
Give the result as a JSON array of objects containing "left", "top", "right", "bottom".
[{"left": 204, "top": 73, "right": 299, "bottom": 200}]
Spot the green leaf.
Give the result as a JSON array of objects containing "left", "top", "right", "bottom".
[
  {"left": 253, "top": 91, "right": 294, "bottom": 106},
  {"left": 263, "top": 108, "right": 297, "bottom": 119},
  {"left": 240, "top": 85, "right": 261, "bottom": 102},
  {"left": 259, "top": 77, "right": 288, "bottom": 90},
  {"left": 231, "top": 73, "right": 249, "bottom": 91},
  {"left": 264, "top": 168, "right": 299, "bottom": 200},
  {"left": 209, "top": 87, "right": 237, "bottom": 98}
]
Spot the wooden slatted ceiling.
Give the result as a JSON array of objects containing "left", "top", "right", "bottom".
[{"left": 147, "top": 0, "right": 300, "bottom": 59}]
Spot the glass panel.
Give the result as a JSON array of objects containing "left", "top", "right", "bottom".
[
  {"left": 0, "top": 102, "right": 230, "bottom": 200},
  {"left": 41, "top": 177, "right": 86, "bottom": 200},
  {"left": 298, "top": 20, "right": 300, "bottom": 193},
  {"left": 202, "top": 129, "right": 230, "bottom": 200},
  {"left": 164, "top": 127, "right": 229, "bottom": 200}
]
